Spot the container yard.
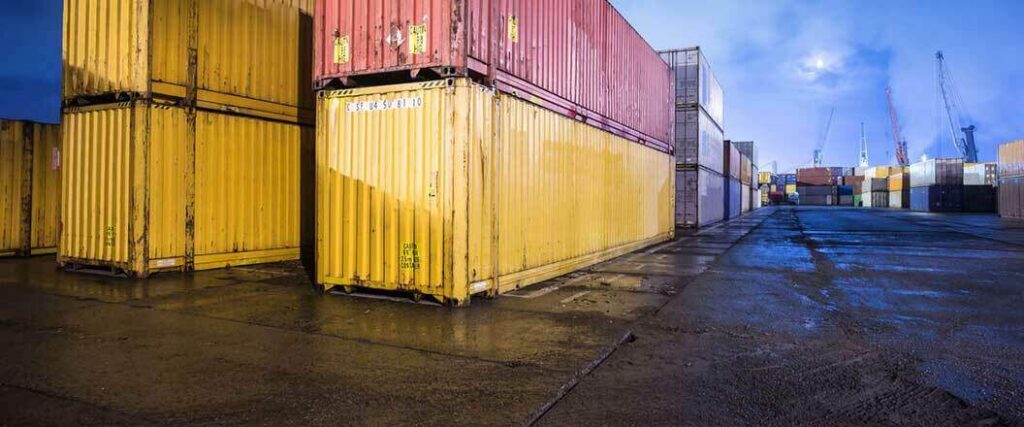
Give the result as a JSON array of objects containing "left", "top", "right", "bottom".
[{"left": 1, "top": 1, "right": 1022, "bottom": 426}]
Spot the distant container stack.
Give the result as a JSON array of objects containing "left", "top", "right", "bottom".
[
  {"left": 724, "top": 143, "right": 742, "bottom": 218},
  {"left": 60, "top": 0, "right": 316, "bottom": 276},
  {"left": 861, "top": 166, "right": 893, "bottom": 208},
  {"left": 999, "top": 141, "right": 1024, "bottom": 218},
  {"left": 888, "top": 172, "right": 910, "bottom": 209},
  {"left": 909, "top": 159, "right": 965, "bottom": 212},
  {"left": 313, "top": 0, "right": 675, "bottom": 304},
  {"left": 1, "top": 120, "right": 61, "bottom": 257},
  {"left": 661, "top": 47, "right": 725, "bottom": 227}
]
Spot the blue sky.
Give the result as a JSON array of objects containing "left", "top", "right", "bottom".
[
  {"left": 612, "top": 0, "right": 1024, "bottom": 170},
  {"left": 1, "top": 1, "right": 1022, "bottom": 170}
]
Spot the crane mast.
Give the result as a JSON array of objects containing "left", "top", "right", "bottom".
[
  {"left": 859, "top": 122, "right": 870, "bottom": 168},
  {"left": 813, "top": 107, "right": 835, "bottom": 167},
  {"left": 886, "top": 87, "right": 909, "bottom": 166},
  {"left": 935, "top": 51, "right": 978, "bottom": 162}
]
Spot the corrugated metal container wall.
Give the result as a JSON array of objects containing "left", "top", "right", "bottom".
[
  {"left": 998, "top": 177, "right": 1023, "bottom": 218},
  {"left": 316, "top": 79, "right": 673, "bottom": 305},
  {"left": 910, "top": 185, "right": 963, "bottom": 212},
  {"left": 741, "top": 184, "right": 751, "bottom": 212},
  {"left": 659, "top": 48, "right": 724, "bottom": 128},
  {"left": 30, "top": 124, "right": 62, "bottom": 252},
  {"left": 676, "top": 167, "right": 725, "bottom": 228},
  {"left": 999, "top": 141, "right": 1024, "bottom": 178},
  {"left": 910, "top": 159, "right": 964, "bottom": 188},
  {"left": 740, "top": 156, "right": 752, "bottom": 186},
  {"left": 724, "top": 143, "right": 740, "bottom": 179},
  {"left": 732, "top": 141, "right": 757, "bottom": 166},
  {"left": 1, "top": 121, "right": 61, "bottom": 257},
  {"left": 963, "top": 186, "right": 996, "bottom": 213},
  {"left": 674, "top": 107, "right": 724, "bottom": 172},
  {"left": 1, "top": 121, "right": 27, "bottom": 256},
  {"left": 59, "top": 102, "right": 310, "bottom": 276},
  {"left": 314, "top": 0, "right": 672, "bottom": 147},
  {"left": 63, "top": 0, "right": 314, "bottom": 111},
  {"left": 725, "top": 179, "right": 741, "bottom": 219}
]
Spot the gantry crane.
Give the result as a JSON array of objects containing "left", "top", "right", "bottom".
[
  {"left": 859, "top": 122, "right": 870, "bottom": 167},
  {"left": 936, "top": 51, "right": 978, "bottom": 162},
  {"left": 886, "top": 87, "right": 910, "bottom": 166},
  {"left": 813, "top": 107, "right": 835, "bottom": 167}
]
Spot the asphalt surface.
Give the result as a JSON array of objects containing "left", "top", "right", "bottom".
[{"left": 1, "top": 207, "right": 1022, "bottom": 426}]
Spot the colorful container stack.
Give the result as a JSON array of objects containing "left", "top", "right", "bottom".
[
  {"left": 730, "top": 140, "right": 759, "bottom": 212},
  {"left": 909, "top": 159, "right": 965, "bottom": 212},
  {"left": 888, "top": 172, "right": 910, "bottom": 209},
  {"left": 60, "top": 1, "right": 316, "bottom": 276},
  {"left": 963, "top": 163, "right": 998, "bottom": 213},
  {"left": 796, "top": 167, "right": 836, "bottom": 205},
  {"left": 724, "top": 143, "right": 743, "bottom": 218},
  {"left": 860, "top": 167, "right": 892, "bottom": 208},
  {"left": 313, "top": 0, "right": 675, "bottom": 305},
  {"left": 661, "top": 47, "right": 725, "bottom": 227},
  {"left": 998, "top": 141, "right": 1024, "bottom": 218},
  {"left": 1, "top": 120, "right": 61, "bottom": 257}
]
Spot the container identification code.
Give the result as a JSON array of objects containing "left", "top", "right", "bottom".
[
  {"left": 400, "top": 243, "right": 421, "bottom": 270},
  {"left": 346, "top": 97, "right": 424, "bottom": 113}
]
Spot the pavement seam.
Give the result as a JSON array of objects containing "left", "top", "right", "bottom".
[{"left": 525, "top": 208, "right": 778, "bottom": 425}]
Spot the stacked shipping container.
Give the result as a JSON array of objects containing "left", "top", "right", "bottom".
[
  {"left": 60, "top": 0, "right": 316, "bottom": 276},
  {"left": 909, "top": 159, "right": 964, "bottom": 212},
  {"left": 661, "top": 48, "right": 725, "bottom": 227},
  {"left": 999, "top": 141, "right": 1024, "bottom": 218},
  {"left": 724, "top": 143, "right": 742, "bottom": 218},
  {"left": 1, "top": 120, "right": 61, "bottom": 257},
  {"left": 313, "top": 0, "right": 675, "bottom": 304}
]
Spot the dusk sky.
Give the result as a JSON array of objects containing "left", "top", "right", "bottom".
[{"left": 2, "top": 1, "right": 1022, "bottom": 171}]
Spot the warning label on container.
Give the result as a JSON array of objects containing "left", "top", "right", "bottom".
[
  {"left": 346, "top": 97, "right": 424, "bottom": 113},
  {"left": 400, "top": 243, "right": 421, "bottom": 270},
  {"left": 409, "top": 24, "right": 427, "bottom": 55},
  {"left": 333, "top": 35, "right": 350, "bottom": 64},
  {"left": 508, "top": 15, "right": 519, "bottom": 43}
]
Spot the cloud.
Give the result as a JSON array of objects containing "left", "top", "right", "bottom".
[{"left": 612, "top": 0, "right": 1024, "bottom": 168}]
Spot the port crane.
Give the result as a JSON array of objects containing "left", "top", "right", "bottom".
[
  {"left": 859, "top": 122, "right": 870, "bottom": 167},
  {"left": 886, "top": 87, "right": 910, "bottom": 166},
  {"left": 935, "top": 51, "right": 978, "bottom": 162},
  {"left": 812, "top": 107, "right": 835, "bottom": 167}
]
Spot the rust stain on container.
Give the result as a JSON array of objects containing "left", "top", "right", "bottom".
[
  {"left": 316, "top": 79, "right": 674, "bottom": 305},
  {"left": 59, "top": 102, "right": 313, "bottom": 276},
  {"left": 1, "top": 120, "right": 61, "bottom": 257}
]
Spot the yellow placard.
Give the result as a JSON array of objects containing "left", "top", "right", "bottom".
[
  {"left": 333, "top": 35, "right": 350, "bottom": 64},
  {"left": 410, "top": 24, "right": 427, "bottom": 55},
  {"left": 508, "top": 15, "right": 519, "bottom": 43}
]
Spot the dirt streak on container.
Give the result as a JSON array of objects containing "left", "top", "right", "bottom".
[
  {"left": 63, "top": 0, "right": 314, "bottom": 115},
  {"left": 1, "top": 120, "right": 61, "bottom": 257},
  {"left": 313, "top": 0, "right": 673, "bottom": 149},
  {"left": 59, "top": 102, "right": 312, "bottom": 276},
  {"left": 316, "top": 79, "right": 674, "bottom": 305}
]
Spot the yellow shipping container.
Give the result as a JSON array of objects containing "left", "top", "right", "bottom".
[
  {"left": 316, "top": 79, "right": 674, "bottom": 305},
  {"left": 758, "top": 171, "right": 772, "bottom": 185},
  {"left": 785, "top": 184, "right": 797, "bottom": 194},
  {"left": 59, "top": 101, "right": 313, "bottom": 276},
  {"left": 63, "top": 0, "right": 313, "bottom": 120},
  {"left": 889, "top": 173, "right": 907, "bottom": 192},
  {"left": 1, "top": 120, "right": 61, "bottom": 257}
]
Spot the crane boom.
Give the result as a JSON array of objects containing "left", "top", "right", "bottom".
[
  {"left": 886, "top": 87, "right": 909, "bottom": 166},
  {"left": 936, "top": 51, "right": 978, "bottom": 162}
]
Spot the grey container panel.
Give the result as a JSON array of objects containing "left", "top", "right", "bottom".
[
  {"left": 675, "top": 107, "right": 724, "bottom": 173},
  {"left": 732, "top": 141, "right": 758, "bottom": 166},
  {"left": 998, "top": 177, "right": 1024, "bottom": 218},
  {"left": 910, "top": 185, "right": 964, "bottom": 212},
  {"left": 660, "top": 48, "right": 725, "bottom": 128},
  {"left": 910, "top": 159, "right": 965, "bottom": 188},
  {"left": 676, "top": 167, "right": 725, "bottom": 228},
  {"left": 741, "top": 184, "right": 751, "bottom": 212},
  {"left": 726, "top": 178, "right": 742, "bottom": 219}
]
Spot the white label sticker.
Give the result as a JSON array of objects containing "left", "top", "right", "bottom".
[
  {"left": 155, "top": 259, "right": 178, "bottom": 268},
  {"left": 346, "top": 97, "right": 424, "bottom": 113}
]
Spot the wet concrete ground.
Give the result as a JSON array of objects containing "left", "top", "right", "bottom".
[{"left": 2, "top": 207, "right": 1022, "bottom": 425}]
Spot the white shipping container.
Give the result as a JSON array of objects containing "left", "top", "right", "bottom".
[
  {"left": 964, "top": 163, "right": 998, "bottom": 186},
  {"left": 677, "top": 167, "right": 725, "bottom": 227},
  {"left": 674, "top": 107, "right": 724, "bottom": 173},
  {"left": 910, "top": 159, "right": 965, "bottom": 188},
  {"left": 660, "top": 47, "right": 725, "bottom": 128}
]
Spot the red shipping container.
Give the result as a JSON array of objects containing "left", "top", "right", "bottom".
[
  {"left": 314, "top": 0, "right": 673, "bottom": 151},
  {"left": 797, "top": 167, "right": 834, "bottom": 186}
]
